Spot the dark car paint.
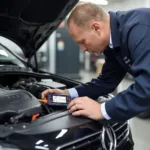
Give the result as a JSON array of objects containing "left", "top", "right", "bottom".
[
  {"left": 0, "top": 0, "right": 78, "bottom": 58},
  {"left": 0, "top": 110, "right": 133, "bottom": 150}
]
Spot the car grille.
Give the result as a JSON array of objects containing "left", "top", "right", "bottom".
[
  {"left": 112, "top": 121, "right": 130, "bottom": 148},
  {"left": 56, "top": 121, "right": 130, "bottom": 150}
]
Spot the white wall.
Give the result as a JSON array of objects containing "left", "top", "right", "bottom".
[{"left": 103, "top": 0, "right": 150, "bottom": 12}]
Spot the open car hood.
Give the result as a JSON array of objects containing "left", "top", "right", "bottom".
[{"left": 0, "top": 0, "right": 78, "bottom": 58}]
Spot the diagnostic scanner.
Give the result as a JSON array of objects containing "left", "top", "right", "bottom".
[{"left": 47, "top": 93, "right": 72, "bottom": 107}]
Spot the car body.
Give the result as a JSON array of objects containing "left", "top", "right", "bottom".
[{"left": 0, "top": 0, "right": 134, "bottom": 149}]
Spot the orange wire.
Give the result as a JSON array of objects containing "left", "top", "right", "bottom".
[
  {"left": 32, "top": 114, "right": 39, "bottom": 120},
  {"left": 38, "top": 99, "right": 48, "bottom": 103}
]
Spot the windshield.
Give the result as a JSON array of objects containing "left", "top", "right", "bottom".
[{"left": 0, "top": 44, "right": 26, "bottom": 68}]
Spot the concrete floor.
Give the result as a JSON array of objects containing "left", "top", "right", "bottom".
[{"left": 77, "top": 70, "right": 150, "bottom": 150}]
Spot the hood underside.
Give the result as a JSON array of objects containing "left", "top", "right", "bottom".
[{"left": 0, "top": 0, "right": 78, "bottom": 58}]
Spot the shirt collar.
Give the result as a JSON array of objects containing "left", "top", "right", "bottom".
[
  {"left": 109, "top": 11, "right": 121, "bottom": 48},
  {"left": 109, "top": 32, "right": 113, "bottom": 49}
]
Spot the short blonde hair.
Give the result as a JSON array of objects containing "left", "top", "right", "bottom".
[{"left": 67, "top": 2, "right": 107, "bottom": 28}]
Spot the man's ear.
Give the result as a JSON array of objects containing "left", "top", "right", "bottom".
[{"left": 91, "top": 21, "right": 101, "bottom": 35}]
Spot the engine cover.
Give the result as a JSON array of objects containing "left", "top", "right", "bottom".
[{"left": 0, "top": 89, "right": 41, "bottom": 121}]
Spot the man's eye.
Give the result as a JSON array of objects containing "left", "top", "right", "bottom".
[{"left": 80, "top": 40, "right": 85, "bottom": 44}]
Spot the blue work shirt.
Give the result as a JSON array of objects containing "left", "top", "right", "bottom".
[{"left": 70, "top": 8, "right": 150, "bottom": 121}]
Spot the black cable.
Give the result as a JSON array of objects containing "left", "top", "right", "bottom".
[
  {"left": 41, "top": 102, "right": 51, "bottom": 114},
  {"left": 34, "top": 53, "right": 39, "bottom": 72},
  {"left": 9, "top": 112, "right": 25, "bottom": 124}
]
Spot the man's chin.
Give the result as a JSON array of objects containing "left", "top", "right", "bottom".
[
  {"left": 87, "top": 50, "right": 101, "bottom": 56},
  {"left": 94, "top": 52, "right": 101, "bottom": 56}
]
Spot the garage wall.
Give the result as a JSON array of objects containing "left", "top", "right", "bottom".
[{"left": 103, "top": 0, "right": 150, "bottom": 12}]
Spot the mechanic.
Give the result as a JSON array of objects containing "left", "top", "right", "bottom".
[{"left": 42, "top": 2, "right": 150, "bottom": 122}]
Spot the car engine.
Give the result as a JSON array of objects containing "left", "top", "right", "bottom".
[
  {"left": 0, "top": 89, "right": 41, "bottom": 124},
  {"left": 0, "top": 73, "right": 114, "bottom": 126},
  {"left": 0, "top": 72, "right": 134, "bottom": 150},
  {"left": 0, "top": 73, "right": 68, "bottom": 125}
]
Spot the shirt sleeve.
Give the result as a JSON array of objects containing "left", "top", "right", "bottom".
[
  {"left": 101, "top": 103, "right": 111, "bottom": 120},
  {"left": 68, "top": 88, "right": 79, "bottom": 99}
]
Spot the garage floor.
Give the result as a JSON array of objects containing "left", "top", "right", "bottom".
[{"left": 77, "top": 70, "right": 150, "bottom": 150}]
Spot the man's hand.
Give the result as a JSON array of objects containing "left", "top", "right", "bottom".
[
  {"left": 41, "top": 88, "right": 69, "bottom": 100},
  {"left": 67, "top": 96, "right": 104, "bottom": 120}
]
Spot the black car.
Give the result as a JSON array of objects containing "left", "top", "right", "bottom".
[{"left": 0, "top": 0, "right": 134, "bottom": 150}]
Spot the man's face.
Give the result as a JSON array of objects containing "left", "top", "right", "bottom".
[{"left": 68, "top": 20, "right": 110, "bottom": 55}]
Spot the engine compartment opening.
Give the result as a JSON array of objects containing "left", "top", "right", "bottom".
[
  {"left": 0, "top": 73, "right": 113, "bottom": 126},
  {"left": 0, "top": 74, "right": 67, "bottom": 125}
]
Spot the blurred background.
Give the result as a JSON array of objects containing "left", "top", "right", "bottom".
[{"left": 0, "top": 0, "right": 150, "bottom": 149}]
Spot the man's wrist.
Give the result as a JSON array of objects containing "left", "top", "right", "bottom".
[
  {"left": 64, "top": 89, "right": 70, "bottom": 95},
  {"left": 94, "top": 103, "right": 105, "bottom": 120}
]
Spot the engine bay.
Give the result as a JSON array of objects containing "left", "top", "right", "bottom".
[
  {"left": 0, "top": 73, "right": 133, "bottom": 150},
  {"left": 0, "top": 73, "right": 68, "bottom": 125},
  {"left": 0, "top": 72, "right": 113, "bottom": 127}
]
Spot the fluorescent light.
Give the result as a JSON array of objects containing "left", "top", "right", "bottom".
[{"left": 79, "top": 0, "right": 108, "bottom": 5}]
